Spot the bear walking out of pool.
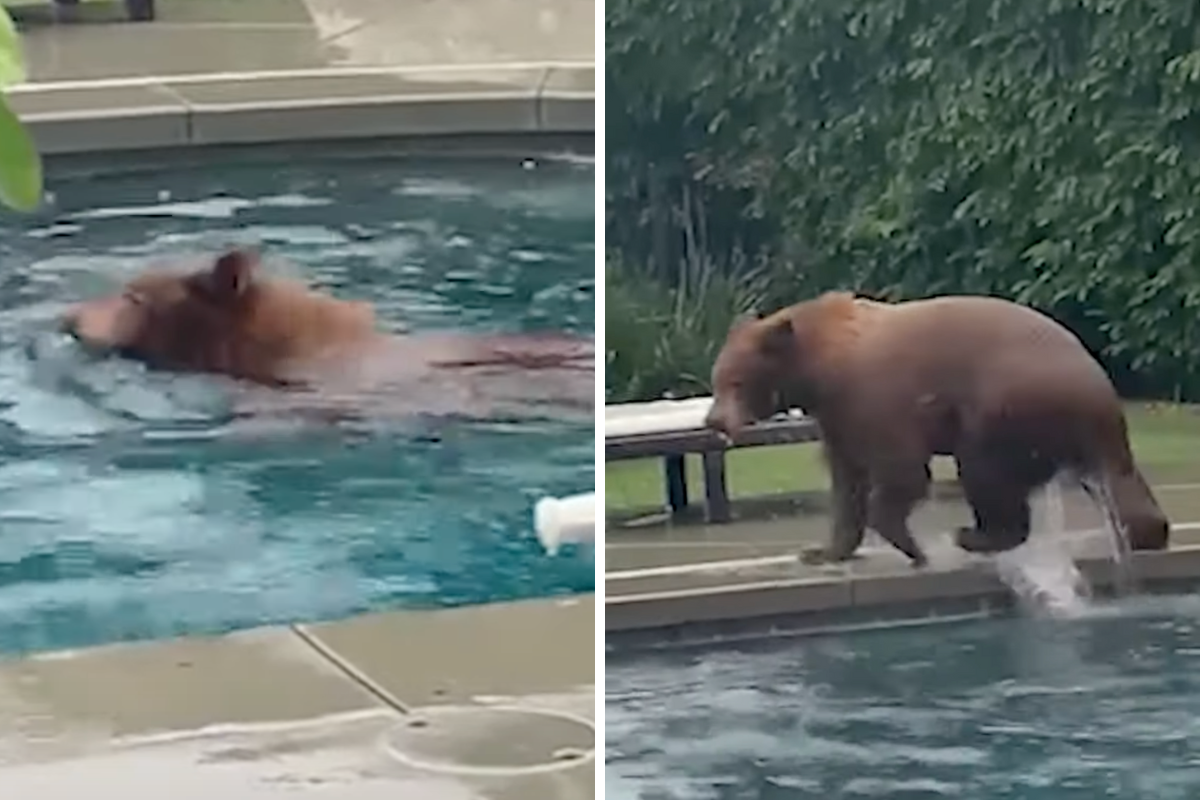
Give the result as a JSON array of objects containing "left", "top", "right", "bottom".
[
  {"left": 59, "top": 247, "right": 594, "bottom": 422},
  {"left": 703, "top": 291, "right": 1170, "bottom": 567}
]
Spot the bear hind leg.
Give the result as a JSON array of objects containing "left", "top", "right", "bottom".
[{"left": 954, "top": 453, "right": 1036, "bottom": 553}]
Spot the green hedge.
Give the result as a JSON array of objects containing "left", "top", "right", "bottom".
[{"left": 607, "top": 0, "right": 1200, "bottom": 402}]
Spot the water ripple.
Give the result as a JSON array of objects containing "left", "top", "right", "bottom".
[
  {"left": 0, "top": 153, "right": 595, "bottom": 654},
  {"left": 607, "top": 600, "right": 1200, "bottom": 799}
]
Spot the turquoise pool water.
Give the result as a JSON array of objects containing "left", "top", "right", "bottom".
[
  {"left": 0, "top": 148, "right": 595, "bottom": 654},
  {"left": 607, "top": 595, "right": 1200, "bottom": 799}
]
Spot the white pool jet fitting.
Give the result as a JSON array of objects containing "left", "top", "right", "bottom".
[{"left": 534, "top": 492, "right": 595, "bottom": 555}]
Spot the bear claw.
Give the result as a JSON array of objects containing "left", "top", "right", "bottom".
[{"left": 955, "top": 525, "right": 996, "bottom": 553}]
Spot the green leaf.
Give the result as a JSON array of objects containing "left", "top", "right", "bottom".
[
  {"left": 0, "top": 7, "right": 26, "bottom": 88},
  {"left": 0, "top": 93, "right": 41, "bottom": 212}
]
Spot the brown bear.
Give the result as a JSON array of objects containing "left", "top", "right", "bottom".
[
  {"left": 704, "top": 291, "right": 1170, "bottom": 567},
  {"left": 60, "top": 247, "right": 594, "bottom": 422}
]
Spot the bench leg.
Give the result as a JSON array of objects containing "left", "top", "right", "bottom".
[
  {"left": 127, "top": 0, "right": 156, "bottom": 21},
  {"left": 664, "top": 455, "right": 689, "bottom": 517},
  {"left": 702, "top": 450, "right": 731, "bottom": 523}
]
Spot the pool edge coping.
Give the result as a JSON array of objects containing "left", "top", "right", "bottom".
[
  {"left": 5, "top": 62, "right": 595, "bottom": 154},
  {"left": 604, "top": 545, "right": 1200, "bottom": 652}
]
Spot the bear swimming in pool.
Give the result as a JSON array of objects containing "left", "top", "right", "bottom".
[{"left": 60, "top": 247, "right": 594, "bottom": 423}]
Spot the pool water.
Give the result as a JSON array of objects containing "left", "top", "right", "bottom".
[
  {"left": 607, "top": 595, "right": 1200, "bottom": 799},
  {"left": 0, "top": 148, "right": 595, "bottom": 654}
]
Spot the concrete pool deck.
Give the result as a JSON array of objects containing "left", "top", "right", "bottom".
[
  {"left": 0, "top": 595, "right": 595, "bottom": 795},
  {"left": 6, "top": 0, "right": 594, "bottom": 152},
  {"left": 606, "top": 481, "right": 1200, "bottom": 650}
]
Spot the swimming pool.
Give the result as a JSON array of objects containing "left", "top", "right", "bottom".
[
  {"left": 0, "top": 146, "right": 595, "bottom": 654},
  {"left": 606, "top": 595, "right": 1200, "bottom": 799}
]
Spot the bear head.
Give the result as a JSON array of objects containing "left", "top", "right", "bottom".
[
  {"left": 704, "top": 292, "right": 865, "bottom": 440},
  {"left": 60, "top": 248, "right": 377, "bottom": 385},
  {"left": 704, "top": 312, "right": 797, "bottom": 440}
]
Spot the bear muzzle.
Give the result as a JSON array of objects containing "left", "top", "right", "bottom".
[
  {"left": 58, "top": 299, "right": 129, "bottom": 356},
  {"left": 704, "top": 403, "right": 741, "bottom": 446},
  {"left": 58, "top": 304, "right": 88, "bottom": 341}
]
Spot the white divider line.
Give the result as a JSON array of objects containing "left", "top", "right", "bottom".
[
  {"left": 606, "top": 520, "right": 1200, "bottom": 581},
  {"left": 608, "top": 554, "right": 800, "bottom": 581},
  {"left": 7, "top": 61, "right": 594, "bottom": 94},
  {"left": 609, "top": 541, "right": 787, "bottom": 549},
  {"left": 99, "top": 22, "right": 316, "bottom": 31}
]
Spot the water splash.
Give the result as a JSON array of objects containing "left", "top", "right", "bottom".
[
  {"left": 1078, "top": 474, "right": 1137, "bottom": 598},
  {"left": 992, "top": 478, "right": 1093, "bottom": 619}
]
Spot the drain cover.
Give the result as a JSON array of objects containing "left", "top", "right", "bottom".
[{"left": 380, "top": 704, "right": 595, "bottom": 777}]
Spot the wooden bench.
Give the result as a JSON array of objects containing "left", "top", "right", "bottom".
[{"left": 605, "top": 397, "right": 822, "bottom": 523}]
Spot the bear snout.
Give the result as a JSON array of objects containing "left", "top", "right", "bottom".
[
  {"left": 704, "top": 403, "right": 740, "bottom": 445},
  {"left": 58, "top": 298, "right": 127, "bottom": 353},
  {"left": 58, "top": 303, "right": 86, "bottom": 338},
  {"left": 58, "top": 310, "right": 74, "bottom": 334}
]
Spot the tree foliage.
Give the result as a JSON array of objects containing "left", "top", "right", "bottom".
[{"left": 608, "top": 0, "right": 1200, "bottom": 401}]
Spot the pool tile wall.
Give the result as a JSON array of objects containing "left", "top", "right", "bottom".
[{"left": 606, "top": 530, "right": 1200, "bottom": 651}]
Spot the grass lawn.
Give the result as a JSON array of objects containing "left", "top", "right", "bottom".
[{"left": 605, "top": 402, "right": 1200, "bottom": 513}]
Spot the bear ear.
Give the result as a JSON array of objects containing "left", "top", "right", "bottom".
[
  {"left": 207, "top": 248, "right": 259, "bottom": 300},
  {"left": 760, "top": 316, "right": 795, "bottom": 356}
]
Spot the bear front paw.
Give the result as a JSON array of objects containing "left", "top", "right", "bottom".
[
  {"left": 802, "top": 545, "right": 867, "bottom": 565},
  {"left": 955, "top": 525, "right": 993, "bottom": 553}
]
